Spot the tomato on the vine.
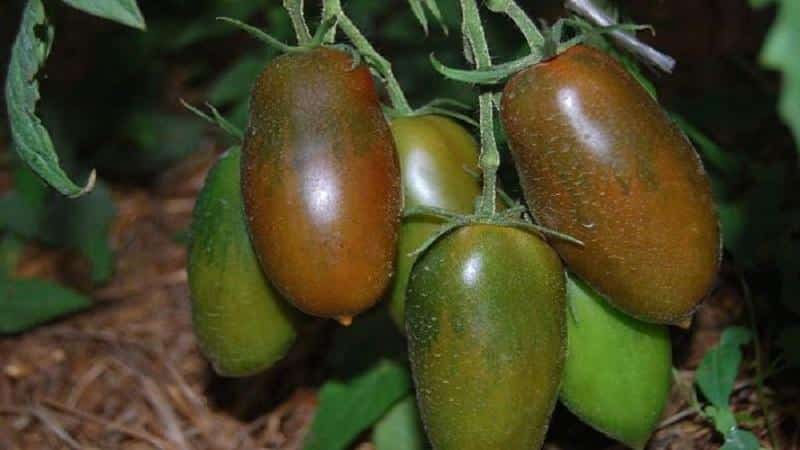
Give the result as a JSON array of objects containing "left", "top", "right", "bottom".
[
  {"left": 406, "top": 224, "right": 566, "bottom": 450},
  {"left": 188, "top": 148, "right": 298, "bottom": 377},
  {"left": 388, "top": 115, "right": 482, "bottom": 329},
  {"left": 242, "top": 48, "right": 402, "bottom": 325},
  {"left": 561, "top": 275, "right": 672, "bottom": 450},
  {"left": 501, "top": 44, "right": 720, "bottom": 325}
]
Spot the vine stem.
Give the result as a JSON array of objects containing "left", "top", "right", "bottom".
[
  {"left": 283, "top": 0, "right": 312, "bottom": 44},
  {"left": 565, "top": 0, "right": 675, "bottom": 73},
  {"left": 484, "top": 0, "right": 543, "bottom": 55},
  {"left": 459, "top": 0, "right": 498, "bottom": 216},
  {"left": 321, "top": 0, "right": 413, "bottom": 115}
]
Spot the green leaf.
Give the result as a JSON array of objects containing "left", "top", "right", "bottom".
[
  {"left": 0, "top": 277, "right": 91, "bottom": 335},
  {"left": 0, "top": 235, "right": 25, "bottom": 277},
  {"left": 60, "top": 0, "right": 146, "bottom": 30},
  {"left": 4, "top": 0, "right": 95, "bottom": 198},
  {"left": 0, "top": 163, "right": 50, "bottom": 238},
  {"left": 0, "top": 193, "right": 43, "bottom": 238},
  {"left": 407, "top": 0, "right": 430, "bottom": 34},
  {"left": 39, "top": 183, "right": 116, "bottom": 283},
  {"left": 705, "top": 402, "right": 760, "bottom": 450},
  {"left": 758, "top": 0, "right": 800, "bottom": 151},
  {"left": 373, "top": 396, "right": 429, "bottom": 450},
  {"left": 720, "top": 428, "right": 761, "bottom": 450},
  {"left": 696, "top": 327, "right": 753, "bottom": 408},
  {"left": 303, "top": 360, "right": 412, "bottom": 450},
  {"left": 208, "top": 54, "right": 266, "bottom": 106}
]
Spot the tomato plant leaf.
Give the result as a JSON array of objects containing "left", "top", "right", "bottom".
[
  {"left": 60, "top": 0, "right": 146, "bottom": 30},
  {"left": 4, "top": 0, "right": 95, "bottom": 198},
  {"left": 720, "top": 428, "right": 761, "bottom": 450},
  {"left": 407, "top": 0, "right": 447, "bottom": 35},
  {"left": 373, "top": 396, "right": 429, "bottom": 450},
  {"left": 208, "top": 53, "right": 267, "bottom": 106},
  {"left": 0, "top": 277, "right": 91, "bottom": 335},
  {"left": 0, "top": 236, "right": 25, "bottom": 278},
  {"left": 695, "top": 326, "right": 753, "bottom": 408},
  {"left": 39, "top": 182, "right": 116, "bottom": 283},
  {"left": 303, "top": 360, "right": 412, "bottom": 450},
  {"left": 755, "top": 0, "right": 800, "bottom": 151}
]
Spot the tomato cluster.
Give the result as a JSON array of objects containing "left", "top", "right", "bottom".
[{"left": 188, "top": 44, "right": 719, "bottom": 449}]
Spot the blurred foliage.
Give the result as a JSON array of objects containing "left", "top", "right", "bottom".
[
  {"left": 373, "top": 396, "right": 430, "bottom": 450},
  {"left": 694, "top": 327, "right": 760, "bottom": 450},
  {"left": 303, "top": 359, "right": 412, "bottom": 450},
  {"left": 751, "top": 0, "right": 800, "bottom": 150}
]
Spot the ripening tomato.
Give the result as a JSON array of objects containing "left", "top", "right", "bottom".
[
  {"left": 242, "top": 48, "right": 402, "bottom": 325},
  {"left": 388, "top": 115, "right": 481, "bottom": 329},
  {"left": 407, "top": 224, "right": 566, "bottom": 450},
  {"left": 188, "top": 148, "right": 298, "bottom": 377},
  {"left": 561, "top": 275, "right": 672, "bottom": 450},
  {"left": 501, "top": 44, "right": 720, "bottom": 324}
]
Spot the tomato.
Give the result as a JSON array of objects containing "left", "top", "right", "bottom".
[
  {"left": 561, "top": 275, "right": 672, "bottom": 450},
  {"left": 188, "top": 148, "right": 297, "bottom": 377},
  {"left": 388, "top": 115, "right": 481, "bottom": 329},
  {"left": 501, "top": 44, "right": 720, "bottom": 324},
  {"left": 406, "top": 224, "right": 565, "bottom": 450},
  {"left": 242, "top": 48, "right": 402, "bottom": 324}
]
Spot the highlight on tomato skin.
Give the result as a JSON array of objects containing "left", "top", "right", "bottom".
[
  {"left": 387, "top": 114, "right": 482, "bottom": 330},
  {"left": 241, "top": 48, "right": 402, "bottom": 324},
  {"left": 406, "top": 224, "right": 566, "bottom": 450},
  {"left": 500, "top": 44, "right": 721, "bottom": 325}
]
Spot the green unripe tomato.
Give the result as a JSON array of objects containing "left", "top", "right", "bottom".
[
  {"left": 407, "top": 224, "right": 566, "bottom": 450},
  {"left": 561, "top": 275, "right": 672, "bottom": 449},
  {"left": 188, "top": 147, "right": 297, "bottom": 377},
  {"left": 388, "top": 115, "right": 481, "bottom": 329}
]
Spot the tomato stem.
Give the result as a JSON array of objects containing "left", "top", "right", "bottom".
[
  {"left": 459, "top": 0, "right": 499, "bottom": 216},
  {"left": 565, "top": 0, "right": 676, "bottom": 73},
  {"left": 283, "top": 0, "right": 312, "bottom": 45},
  {"left": 321, "top": 0, "right": 413, "bottom": 115},
  {"left": 484, "top": 0, "right": 544, "bottom": 55}
]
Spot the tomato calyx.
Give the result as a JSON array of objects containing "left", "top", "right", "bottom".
[
  {"left": 403, "top": 204, "right": 583, "bottom": 260},
  {"left": 217, "top": 14, "right": 339, "bottom": 55},
  {"left": 384, "top": 98, "right": 478, "bottom": 128},
  {"left": 430, "top": 16, "right": 660, "bottom": 86}
]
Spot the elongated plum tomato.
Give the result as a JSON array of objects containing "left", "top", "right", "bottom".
[
  {"left": 242, "top": 48, "right": 402, "bottom": 324},
  {"left": 407, "top": 224, "right": 566, "bottom": 450},
  {"left": 188, "top": 147, "right": 297, "bottom": 377},
  {"left": 388, "top": 115, "right": 481, "bottom": 329},
  {"left": 561, "top": 275, "right": 671, "bottom": 450},
  {"left": 501, "top": 45, "right": 720, "bottom": 324}
]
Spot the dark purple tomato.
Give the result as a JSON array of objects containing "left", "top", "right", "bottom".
[
  {"left": 501, "top": 45, "right": 720, "bottom": 324},
  {"left": 242, "top": 48, "right": 401, "bottom": 325}
]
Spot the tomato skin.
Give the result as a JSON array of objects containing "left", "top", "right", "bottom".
[
  {"left": 242, "top": 48, "right": 402, "bottom": 323},
  {"left": 188, "top": 148, "right": 297, "bottom": 377},
  {"left": 501, "top": 44, "right": 720, "bottom": 324},
  {"left": 388, "top": 115, "right": 481, "bottom": 329},
  {"left": 561, "top": 275, "right": 671, "bottom": 450},
  {"left": 407, "top": 224, "right": 566, "bottom": 450}
]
